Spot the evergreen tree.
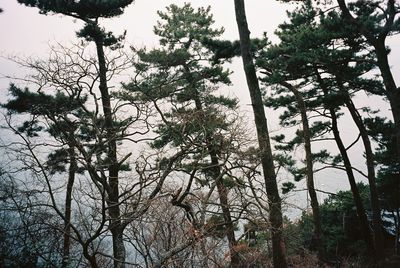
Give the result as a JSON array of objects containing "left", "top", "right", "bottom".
[
  {"left": 123, "top": 4, "right": 244, "bottom": 266},
  {"left": 366, "top": 117, "right": 400, "bottom": 254},
  {"left": 256, "top": 2, "right": 323, "bottom": 257},
  {"left": 336, "top": 0, "right": 400, "bottom": 179},
  {"left": 256, "top": 0, "right": 389, "bottom": 260},
  {"left": 3, "top": 85, "right": 84, "bottom": 267},
  {"left": 234, "top": 0, "right": 288, "bottom": 267},
  {"left": 16, "top": 1, "right": 135, "bottom": 266}
]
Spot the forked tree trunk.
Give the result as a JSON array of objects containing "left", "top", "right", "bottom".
[
  {"left": 234, "top": 1, "right": 287, "bottom": 267},
  {"left": 83, "top": 247, "right": 99, "bottom": 268}
]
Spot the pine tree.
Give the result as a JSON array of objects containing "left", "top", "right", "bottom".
[
  {"left": 256, "top": 0, "right": 388, "bottom": 260},
  {"left": 256, "top": 3, "right": 323, "bottom": 256},
  {"left": 16, "top": 1, "right": 135, "bottom": 266},
  {"left": 123, "top": 4, "right": 244, "bottom": 266},
  {"left": 3, "top": 84, "right": 87, "bottom": 266},
  {"left": 336, "top": 0, "right": 400, "bottom": 183},
  {"left": 234, "top": 0, "right": 288, "bottom": 267}
]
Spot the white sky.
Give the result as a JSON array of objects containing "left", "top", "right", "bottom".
[
  {"left": 0, "top": 1, "right": 291, "bottom": 54},
  {"left": 0, "top": 0, "right": 399, "bottom": 217},
  {"left": 0, "top": 0, "right": 293, "bottom": 117}
]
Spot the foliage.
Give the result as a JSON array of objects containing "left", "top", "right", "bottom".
[
  {"left": 1, "top": 0, "right": 400, "bottom": 266},
  {"left": 365, "top": 116, "right": 400, "bottom": 210},
  {"left": 124, "top": 3, "right": 239, "bottom": 183},
  {"left": 298, "top": 183, "right": 371, "bottom": 257}
]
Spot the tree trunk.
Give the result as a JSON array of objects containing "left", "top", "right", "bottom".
[
  {"left": 316, "top": 70, "right": 375, "bottom": 257},
  {"left": 83, "top": 247, "right": 99, "bottom": 268},
  {"left": 200, "top": 239, "right": 209, "bottom": 267},
  {"left": 62, "top": 142, "right": 76, "bottom": 268},
  {"left": 341, "top": 91, "right": 384, "bottom": 259},
  {"left": 234, "top": 1, "right": 288, "bottom": 267},
  {"left": 192, "top": 94, "right": 241, "bottom": 267},
  {"left": 281, "top": 81, "right": 323, "bottom": 258},
  {"left": 337, "top": 0, "right": 400, "bottom": 178},
  {"left": 215, "top": 176, "right": 241, "bottom": 267},
  {"left": 94, "top": 35, "right": 126, "bottom": 268},
  {"left": 396, "top": 209, "right": 400, "bottom": 255},
  {"left": 374, "top": 40, "right": 400, "bottom": 169}
]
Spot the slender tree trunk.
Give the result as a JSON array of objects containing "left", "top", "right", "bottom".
[
  {"left": 395, "top": 209, "right": 400, "bottom": 255},
  {"left": 192, "top": 95, "right": 241, "bottom": 267},
  {"left": 337, "top": 0, "right": 400, "bottom": 174},
  {"left": 94, "top": 36, "right": 126, "bottom": 268},
  {"left": 316, "top": 71, "right": 375, "bottom": 256},
  {"left": 214, "top": 175, "right": 241, "bottom": 267},
  {"left": 281, "top": 82, "right": 323, "bottom": 258},
  {"left": 234, "top": 1, "right": 287, "bottom": 267},
  {"left": 374, "top": 40, "right": 400, "bottom": 168},
  {"left": 341, "top": 91, "right": 384, "bottom": 259},
  {"left": 62, "top": 142, "right": 77, "bottom": 268},
  {"left": 200, "top": 239, "right": 209, "bottom": 268},
  {"left": 83, "top": 247, "right": 99, "bottom": 268}
]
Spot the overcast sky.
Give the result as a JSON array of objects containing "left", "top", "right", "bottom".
[
  {"left": 1, "top": 1, "right": 398, "bottom": 102},
  {"left": 0, "top": 1, "right": 291, "bottom": 51},
  {"left": 0, "top": 0, "right": 399, "bottom": 216},
  {"left": 0, "top": 0, "right": 295, "bottom": 115}
]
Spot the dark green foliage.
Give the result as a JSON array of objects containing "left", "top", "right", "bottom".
[
  {"left": 2, "top": 84, "right": 90, "bottom": 175},
  {"left": 16, "top": 120, "right": 43, "bottom": 137},
  {"left": 344, "top": 0, "right": 400, "bottom": 38},
  {"left": 299, "top": 183, "right": 371, "bottom": 257},
  {"left": 201, "top": 37, "right": 267, "bottom": 64},
  {"left": 201, "top": 39, "right": 241, "bottom": 64},
  {"left": 76, "top": 23, "right": 126, "bottom": 48},
  {"left": 154, "top": 4, "right": 220, "bottom": 44},
  {"left": 365, "top": 117, "right": 400, "bottom": 209},
  {"left": 3, "top": 84, "right": 86, "bottom": 141},
  {"left": 47, "top": 149, "right": 69, "bottom": 174},
  {"left": 4, "top": 84, "right": 84, "bottom": 116},
  {"left": 124, "top": 3, "right": 237, "bottom": 157},
  {"left": 365, "top": 117, "right": 398, "bottom": 170},
  {"left": 281, "top": 182, "right": 295, "bottom": 194},
  {"left": 17, "top": 0, "right": 133, "bottom": 19}
]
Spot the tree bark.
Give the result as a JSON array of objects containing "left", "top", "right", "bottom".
[
  {"left": 280, "top": 81, "right": 323, "bottom": 258},
  {"left": 192, "top": 86, "right": 241, "bottom": 267},
  {"left": 234, "top": 1, "right": 288, "bottom": 267},
  {"left": 62, "top": 141, "right": 77, "bottom": 268},
  {"left": 94, "top": 35, "right": 126, "bottom": 268},
  {"left": 82, "top": 247, "right": 99, "bottom": 268},
  {"left": 316, "top": 70, "right": 375, "bottom": 257},
  {"left": 337, "top": 0, "right": 400, "bottom": 178},
  {"left": 341, "top": 90, "right": 384, "bottom": 259},
  {"left": 375, "top": 40, "right": 400, "bottom": 168}
]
